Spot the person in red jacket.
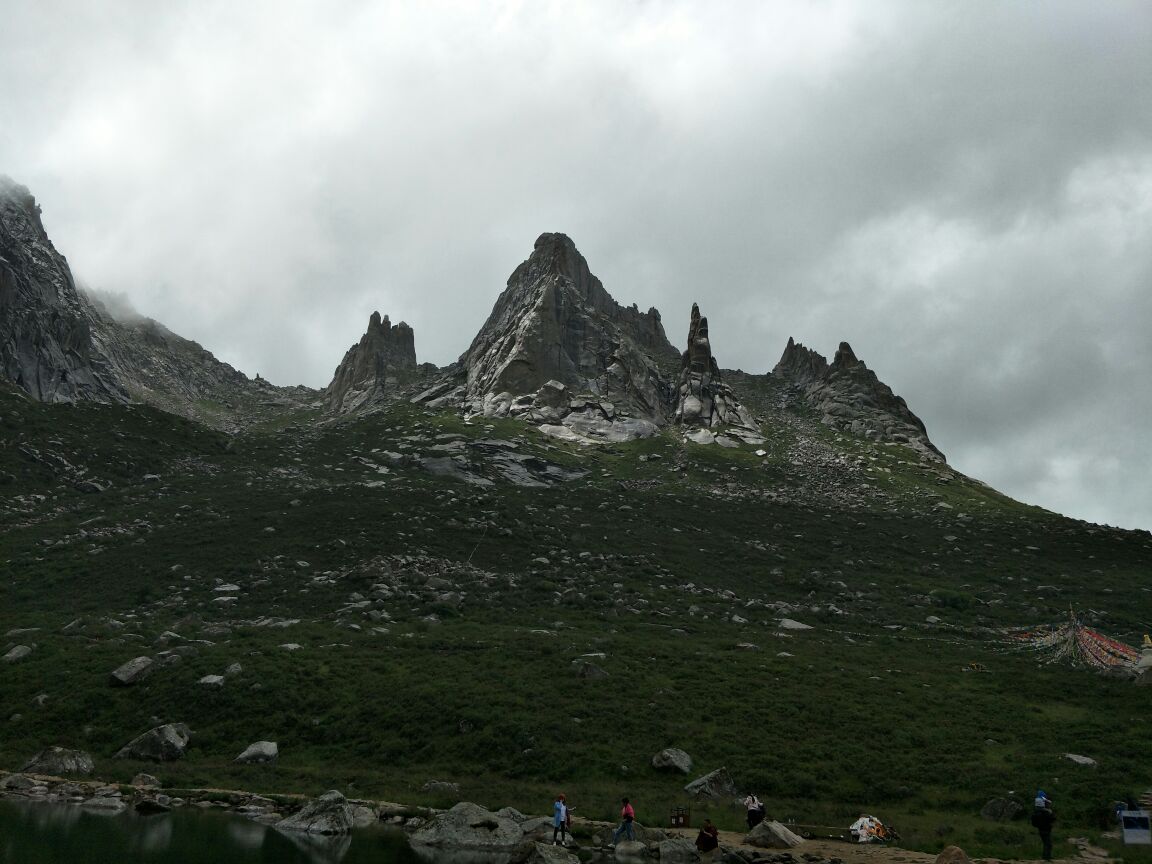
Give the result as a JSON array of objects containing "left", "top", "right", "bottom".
[
  {"left": 695, "top": 818, "right": 720, "bottom": 853},
  {"left": 612, "top": 798, "right": 636, "bottom": 845}
]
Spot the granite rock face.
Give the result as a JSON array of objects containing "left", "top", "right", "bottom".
[
  {"left": 0, "top": 176, "right": 125, "bottom": 404},
  {"left": 774, "top": 337, "right": 944, "bottom": 461},
  {"left": 326, "top": 311, "right": 418, "bottom": 412},
  {"left": 674, "top": 303, "right": 759, "bottom": 438},
  {"left": 20, "top": 747, "right": 95, "bottom": 777},
  {"left": 425, "top": 233, "right": 679, "bottom": 439},
  {"left": 114, "top": 723, "right": 191, "bottom": 761}
]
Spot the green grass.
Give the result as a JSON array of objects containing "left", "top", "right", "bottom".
[{"left": 1, "top": 383, "right": 1150, "bottom": 857}]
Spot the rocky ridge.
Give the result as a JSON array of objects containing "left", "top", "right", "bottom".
[
  {"left": 0, "top": 177, "right": 125, "bottom": 404},
  {"left": 773, "top": 337, "right": 944, "bottom": 462},
  {"left": 325, "top": 310, "right": 419, "bottom": 413}
]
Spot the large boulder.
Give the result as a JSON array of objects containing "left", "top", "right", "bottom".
[
  {"left": 935, "top": 847, "right": 971, "bottom": 864},
  {"left": 3, "top": 645, "right": 33, "bottom": 663},
  {"left": 614, "top": 840, "right": 649, "bottom": 860},
  {"left": 659, "top": 837, "right": 700, "bottom": 863},
  {"left": 235, "top": 741, "right": 278, "bottom": 764},
  {"left": 276, "top": 790, "right": 354, "bottom": 835},
  {"left": 684, "top": 767, "right": 737, "bottom": 801},
  {"left": 109, "top": 656, "right": 154, "bottom": 686},
  {"left": 651, "top": 748, "right": 693, "bottom": 774},
  {"left": 20, "top": 746, "right": 94, "bottom": 776},
  {"left": 114, "top": 723, "right": 191, "bottom": 761},
  {"left": 410, "top": 801, "right": 525, "bottom": 851},
  {"left": 745, "top": 821, "right": 804, "bottom": 849},
  {"left": 525, "top": 841, "right": 581, "bottom": 864}
]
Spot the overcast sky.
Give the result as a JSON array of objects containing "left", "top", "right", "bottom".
[{"left": 2, "top": 1, "right": 1150, "bottom": 531}]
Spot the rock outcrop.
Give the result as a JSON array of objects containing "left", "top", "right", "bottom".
[
  {"left": 235, "top": 741, "right": 278, "bottom": 764},
  {"left": 114, "top": 723, "right": 191, "bottom": 761},
  {"left": 20, "top": 747, "right": 95, "bottom": 776},
  {"left": 0, "top": 177, "right": 125, "bottom": 404},
  {"left": 683, "top": 766, "right": 737, "bottom": 800},
  {"left": 275, "top": 789, "right": 354, "bottom": 835},
  {"left": 325, "top": 311, "right": 418, "bottom": 412},
  {"left": 417, "top": 233, "right": 679, "bottom": 442},
  {"left": 674, "top": 304, "right": 759, "bottom": 439},
  {"left": 410, "top": 801, "right": 525, "bottom": 851},
  {"left": 651, "top": 747, "right": 693, "bottom": 774},
  {"left": 773, "top": 337, "right": 944, "bottom": 461},
  {"left": 746, "top": 821, "right": 804, "bottom": 849}
]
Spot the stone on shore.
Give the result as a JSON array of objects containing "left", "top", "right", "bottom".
[
  {"left": 745, "top": 821, "right": 804, "bottom": 849},
  {"left": 651, "top": 747, "right": 693, "bottom": 774},
  {"left": 275, "top": 790, "right": 354, "bottom": 835},
  {"left": 525, "top": 841, "right": 581, "bottom": 864},
  {"left": 410, "top": 801, "right": 524, "bottom": 851},
  {"left": 20, "top": 747, "right": 95, "bottom": 777},
  {"left": 935, "top": 846, "right": 971, "bottom": 864},
  {"left": 614, "top": 840, "right": 648, "bottom": 860},
  {"left": 235, "top": 741, "right": 279, "bottom": 764},
  {"left": 114, "top": 723, "right": 191, "bottom": 761},
  {"left": 110, "top": 656, "right": 154, "bottom": 686},
  {"left": 132, "top": 773, "right": 161, "bottom": 787},
  {"left": 659, "top": 837, "right": 700, "bottom": 863}
]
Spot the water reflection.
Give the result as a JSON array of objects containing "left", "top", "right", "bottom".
[{"left": 0, "top": 798, "right": 423, "bottom": 864}]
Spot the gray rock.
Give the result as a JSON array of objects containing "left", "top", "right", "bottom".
[
  {"left": 132, "top": 773, "right": 161, "bottom": 788},
  {"left": 410, "top": 801, "right": 524, "bottom": 851},
  {"left": 651, "top": 748, "right": 693, "bottom": 774},
  {"left": 1063, "top": 753, "right": 1097, "bottom": 767},
  {"left": 674, "top": 304, "right": 758, "bottom": 436},
  {"left": 745, "top": 821, "right": 804, "bottom": 849},
  {"left": 325, "top": 311, "right": 418, "bottom": 413},
  {"left": 525, "top": 841, "right": 581, "bottom": 864},
  {"left": 659, "top": 837, "right": 700, "bottom": 863},
  {"left": 684, "top": 767, "right": 737, "bottom": 801},
  {"left": 572, "top": 659, "right": 609, "bottom": 679},
  {"left": 198, "top": 674, "right": 225, "bottom": 688},
  {"left": 614, "top": 840, "right": 649, "bottom": 860},
  {"left": 3, "top": 645, "right": 32, "bottom": 663},
  {"left": 109, "top": 656, "right": 154, "bottom": 686},
  {"left": 276, "top": 790, "right": 354, "bottom": 835},
  {"left": 82, "top": 797, "right": 128, "bottom": 814},
  {"left": 235, "top": 741, "right": 278, "bottom": 764},
  {"left": 114, "top": 723, "right": 191, "bottom": 762},
  {"left": 20, "top": 747, "right": 94, "bottom": 776}
]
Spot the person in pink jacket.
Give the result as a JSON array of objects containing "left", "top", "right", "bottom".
[{"left": 612, "top": 797, "right": 636, "bottom": 844}]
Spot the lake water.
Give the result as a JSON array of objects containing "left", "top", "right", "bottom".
[{"left": 0, "top": 797, "right": 429, "bottom": 864}]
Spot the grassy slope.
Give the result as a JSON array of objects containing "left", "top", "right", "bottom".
[{"left": 1, "top": 383, "right": 1150, "bottom": 858}]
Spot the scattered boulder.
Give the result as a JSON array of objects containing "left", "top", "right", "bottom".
[
  {"left": 745, "top": 821, "right": 804, "bottom": 849},
  {"left": 276, "top": 790, "right": 354, "bottom": 835},
  {"left": 614, "top": 840, "right": 648, "bottom": 860},
  {"left": 651, "top": 748, "right": 693, "bottom": 775},
  {"left": 525, "top": 841, "right": 581, "bottom": 864},
  {"left": 572, "top": 659, "right": 609, "bottom": 679},
  {"left": 935, "top": 846, "right": 970, "bottom": 864},
  {"left": 235, "top": 741, "right": 278, "bottom": 764},
  {"left": 109, "top": 656, "right": 154, "bottom": 686},
  {"left": 684, "top": 767, "right": 737, "bottom": 801},
  {"left": 410, "top": 801, "right": 524, "bottom": 851},
  {"left": 132, "top": 773, "right": 161, "bottom": 788},
  {"left": 659, "top": 837, "right": 700, "bottom": 863},
  {"left": 980, "top": 797, "right": 1023, "bottom": 821},
  {"left": 114, "top": 723, "right": 191, "bottom": 762},
  {"left": 198, "top": 675, "right": 225, "bottom": 688},
  {"left": 1063, "top": 753, "right": 1098, "bottom": 767},
  {"left": 3, "top": 645, "right": 33, "bottom": 663},
  {"left": 20, "top": 746, "right": 94, "bottom": 776}
]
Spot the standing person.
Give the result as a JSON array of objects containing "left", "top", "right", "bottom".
[
  {"left": 1031, "top": 793, "right": 1055, "bottom": 861},
  {"left": 612, "top": 797, "right": 636, "bottom": 845},
  {"left": 695, "top": 818, "right": 720, "bottom": 853},
  {"left": 552, "top": 793, "right": 569, "bottom": 846},
  {"left": 744, "top": 793, "right": 764, "bottom": 830}
]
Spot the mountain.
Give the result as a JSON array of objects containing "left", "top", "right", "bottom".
[
  {"left": 773, "top": 336, "right": 945, "bottom": 461},
  {"left": 325, "top": 311, "right": 419, "bottom": 413},
  {"left": 0, "top": 177, "right": 125, "bottom": 403},
  {"left": 0, "top": 176, "right": 315, "bottom": 430},
  {"left": 1, "top": 181, "right": 1150, "bottom": 860}
]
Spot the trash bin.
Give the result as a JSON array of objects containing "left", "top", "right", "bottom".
[
  {"left": 1121, "top": 811, "right": 1151, "bottom": 845},
  {"left": 671, "top": 807, "right": 690, "bottom": 828}
]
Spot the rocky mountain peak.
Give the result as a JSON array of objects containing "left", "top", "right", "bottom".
[
  {"left": 773, "top": 337, "right": 829, "bottom": 385},
  {"left": 674, "top": 303, "right": 759, "bottom": 440},
  {"left": 0, "top": 177, "right": 126, "bottom": 404},
  {"left": 774, "top": 335, "right": 944, "bottom": 462},
  {"left": 326, "top": 310, "right": 417, "bottom": 412}
]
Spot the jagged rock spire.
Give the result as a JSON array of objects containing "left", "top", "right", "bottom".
[
  {"left": 674, "top": 303, "right": 759, "bottom": 439},
  {"left": 325, "top": 310, "right": 417, "bottom": 412}
]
